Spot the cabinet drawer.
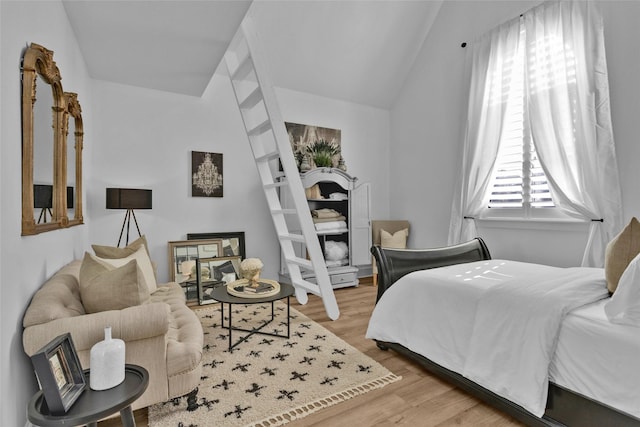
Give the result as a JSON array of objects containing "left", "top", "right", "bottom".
[{"left": 330, "top": 272, "right": 357, "bottom": 285}]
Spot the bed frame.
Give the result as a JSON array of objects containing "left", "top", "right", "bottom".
[{"left": 371, "top": 238, "right": 640, "bottom": 427}]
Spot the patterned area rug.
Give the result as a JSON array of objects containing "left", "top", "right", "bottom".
[{"left": 148, "top": 301, "right": 400, "bottom": 427}]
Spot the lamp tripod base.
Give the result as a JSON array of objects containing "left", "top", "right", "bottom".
[{"left": 117, "top": 209, "right": 142, "bottom": 247}]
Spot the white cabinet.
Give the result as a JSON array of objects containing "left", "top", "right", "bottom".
[{"left": 279, "top": 168, "right": 370, "bottom": 288}]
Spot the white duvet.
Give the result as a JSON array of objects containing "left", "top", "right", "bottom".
[{"left": 366, "top": 259, "right": 609, "bottom": 417}]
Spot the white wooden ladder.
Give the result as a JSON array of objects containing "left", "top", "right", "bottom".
[{"left": 224, "top": 16, "right": 339, "bottom": 320}]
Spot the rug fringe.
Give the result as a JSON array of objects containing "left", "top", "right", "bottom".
[{"left": 248, "top": 373, "right": 402, "bottom": 427}]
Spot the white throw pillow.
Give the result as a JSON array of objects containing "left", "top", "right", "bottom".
[
  {"left": 605, "top": 251, "right": 640, "bottom": 326},
  {"left": 93, "top": 245, "right": 158, "bottom": 293}
]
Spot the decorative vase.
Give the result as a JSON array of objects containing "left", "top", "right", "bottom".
[
  {"left": 300, "top": 154, "right": 311, "bottom": 172},
  {"left": 338, "top": 156, "right": 347, "bottom": 171},
  {"left": 90, "top": 326, "right": 125, "bottom": 390}
]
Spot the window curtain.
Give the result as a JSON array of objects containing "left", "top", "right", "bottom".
[
  {"left": 524, "top": 1, "right": 622, "bottom": 267},
  {"left": 448, "top": 17, "right": 522, "bottom": 245},
  {"left": 449, "top": 1, "right": 622, "bottom": 267}
]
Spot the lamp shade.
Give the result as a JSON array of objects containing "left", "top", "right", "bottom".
[
  {"left": 33, "top": 185, "right": 53, "bottom": 209},
  {"left": 106, "top": 188, "right": 152, "bottom": 210},
  {"left": 34, "top": 185, "right": 74, "bottom": 208}
]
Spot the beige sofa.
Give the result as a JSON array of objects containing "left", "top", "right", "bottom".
[{"left": 22, "top": 259, "right": 203, "bottom": 411}]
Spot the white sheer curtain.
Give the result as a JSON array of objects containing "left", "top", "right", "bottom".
[
  {"left": 524, "top": 1, "right": 622, "bottom": 267},
  {"left": 448, "top": 18, "right": 522, "bottom": 244},
  {"left": 449, "top": 1, "right": 622, "bottom": 267}
]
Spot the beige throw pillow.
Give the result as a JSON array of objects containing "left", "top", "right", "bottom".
[
  {"left": 79, "top": 252, "right": 150, "bottom": 314},
  {"left": 92, "top": 235, "right": 158, "bottom": 280},
  {"left": 92, "top": 234, "right": 150, "bottom": 259},
  {"left": 605, "top": 217, "right": 640, "bottom": 293},
  {"left": 93, "top": 245, "right": 157, "bottom": 293},
  {"left": 380, "top": 228, "right": 408, "bottom": 249}
]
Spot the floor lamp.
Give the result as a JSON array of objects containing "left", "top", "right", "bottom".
[{"left": 106, "top": 188, "right": 152, "bottom": 247}]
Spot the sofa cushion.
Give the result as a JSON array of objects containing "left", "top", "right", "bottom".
[
  {"left": 150, "top": 284, "right": 203, "bottom": 377},
  {"left": 22, "top": 260, "right": 85, "bottom": 328},
  {"left": 92, "top": 234, "right": 151, "bottom": 259},
  {"left": 92, "top": 235, "right": 158, "bottom": 283},
  {"left": 92, "top": 245, "right": 157, "bottom": 293},
  {"left": 605, "top": 217, "right": 640, "bottom": 293},
  {"left": 79, "top": 252, "right": 150, "bottom": 313}
]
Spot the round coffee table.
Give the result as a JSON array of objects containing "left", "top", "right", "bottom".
[
  {"left": 211, "top": 282, "right": 295, "bottom": 352},
  {"left": 27, "top": 364, "right": 148, "bottom": 427}
]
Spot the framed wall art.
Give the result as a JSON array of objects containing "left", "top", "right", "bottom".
[
  {"left": 285, "top": 122, "right": 342, "bottom": 170},
  {"left": 30, "top": 333, "right": 86, "bottom": 415},
  {"left": 191, "top": 151, "right": 223, "bottom": 197},
  {"left": 187, "top": 231, "right": 246, "bottom": 260}
]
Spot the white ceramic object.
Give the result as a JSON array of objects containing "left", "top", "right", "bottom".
[{"left": 89, "top": 326, "right": 125, "bottom": 390}]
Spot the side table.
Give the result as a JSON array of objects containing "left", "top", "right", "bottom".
[
  {"left": 27, "top": 364, "right": 148, "bottom": 427},
  {"left": 211, "top": 282, "right": 295, "bottom": 352}
]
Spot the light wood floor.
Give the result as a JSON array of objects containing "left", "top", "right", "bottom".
[{"left": 101, "top": 279, "right": 524, "bottom": 426}]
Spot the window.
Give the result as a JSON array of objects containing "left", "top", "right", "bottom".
[{"left": 486, "top": 21, "right": 575, "bottom": 215}]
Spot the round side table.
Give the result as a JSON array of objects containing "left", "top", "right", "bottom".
[{"left": 27, "top": 364, "right": 148, "bottom": 427}]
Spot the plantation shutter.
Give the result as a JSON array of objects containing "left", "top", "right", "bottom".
[{"left": 488, "top": 22, "right": 553, "bottom": 209}]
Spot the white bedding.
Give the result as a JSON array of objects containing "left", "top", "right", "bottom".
[
  {"left": 366, "top": 259, "right": 611, "bottom": 417},
  {"left": 550, "top": 299, "right": 640, "bottom": 418}
]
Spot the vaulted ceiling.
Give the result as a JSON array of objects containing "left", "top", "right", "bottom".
[{"left": 62, "top": 0, "right": 442, "bottom": 109}]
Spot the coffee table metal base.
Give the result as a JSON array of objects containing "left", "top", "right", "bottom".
[{"left": 220, "top": 297, "right": 291, "bottom": 352}]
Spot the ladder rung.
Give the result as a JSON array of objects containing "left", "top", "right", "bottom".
[
  {"left": 279, "top": 233, "right": 305, "bottom": 243},
  {"left": 271, "top": 208, "right": 297, "bottom": 215},
  {"left": 255, "top": 150, "right": 280, "bottom": 163},
  {"left": 292, "top": 278, "right": 320, "bottom": 295},
  {"left": 230, "top": 55, "right": 254, "bottom": 80},
  {"left": 264, "top": 181, "right": 287, "bottom": 190},
  {"left": 286, "top": 256, "right": 313, "bottom": 270},
  {"left": 248, "top": 119, "right": 272, "bottom": 136},
  {"left": 239, "top": 86, "right": 263, "bottom": 109}
]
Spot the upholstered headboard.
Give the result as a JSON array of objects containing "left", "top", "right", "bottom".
[{"left": 371, "top": 238, "right": 491, "bottom": 302}]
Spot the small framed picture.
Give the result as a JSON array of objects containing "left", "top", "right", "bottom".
[
  {"left": 30, "top": 333, "right": 86, "bottom": 415},
  {"left": 197, "top": 256, "right": 241, "bottom": 304}
]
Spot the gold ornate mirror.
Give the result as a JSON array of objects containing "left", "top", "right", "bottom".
[
  {"left": 22, "top": 43, "right": 84, "bottom": 235},
  {"left": 63, "top": 92, "right": 84, "bottom": 227}
]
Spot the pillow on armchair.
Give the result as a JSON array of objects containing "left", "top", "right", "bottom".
[
  {"left": 371, "top": 220, "right": 410, "bottom": 286},
  {"left": 381, "top": 228, "right": 409, "bottom": 249}
]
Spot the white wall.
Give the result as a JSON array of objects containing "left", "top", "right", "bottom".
[
  {"left": 391, "top": 1, "right": 640, "bottom": 266},
  {"left": 276, "top": 87, "right": 390, "bottom": 222},
  {"left": 1, "top": 1, "right": 93, "bottom": 425},
  {"left": 1, "top": 7, "right": 391, "bottom": 422},
  {"left": 87, "top": 72, "right": 281, "bottom": 281},
  {"left": 87, "top": 78, "right": 389, "bottom": 283}
]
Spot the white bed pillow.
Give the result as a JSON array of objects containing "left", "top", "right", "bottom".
[{"left": 605, "top": 251, "right": 640, "bottom": 326}]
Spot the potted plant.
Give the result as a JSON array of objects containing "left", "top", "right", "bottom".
[{"left": 306, "top": 139, "right": 339, "bottom": 168}]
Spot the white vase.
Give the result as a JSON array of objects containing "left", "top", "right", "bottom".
[{"left": 90, "top": 326, "right": 125, "bottom": 390}]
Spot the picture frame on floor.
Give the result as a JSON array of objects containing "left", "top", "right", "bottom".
[
  {"left": 196, "top": 256, "right": 242, "bottom": 304},
  {"left": 187, "top": 231, "right": 246, "bottom": 260},
  {"left": 168, "top": 239, "right": 224, "bottom": 286}
]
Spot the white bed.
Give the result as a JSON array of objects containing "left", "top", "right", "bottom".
[{"left": 367, "top": 257, "right": 640, "bottom": 420}]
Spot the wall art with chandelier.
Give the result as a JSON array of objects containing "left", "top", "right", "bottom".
[{"left": 191, "top": 151, "right": 223, "bottom": 197}]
